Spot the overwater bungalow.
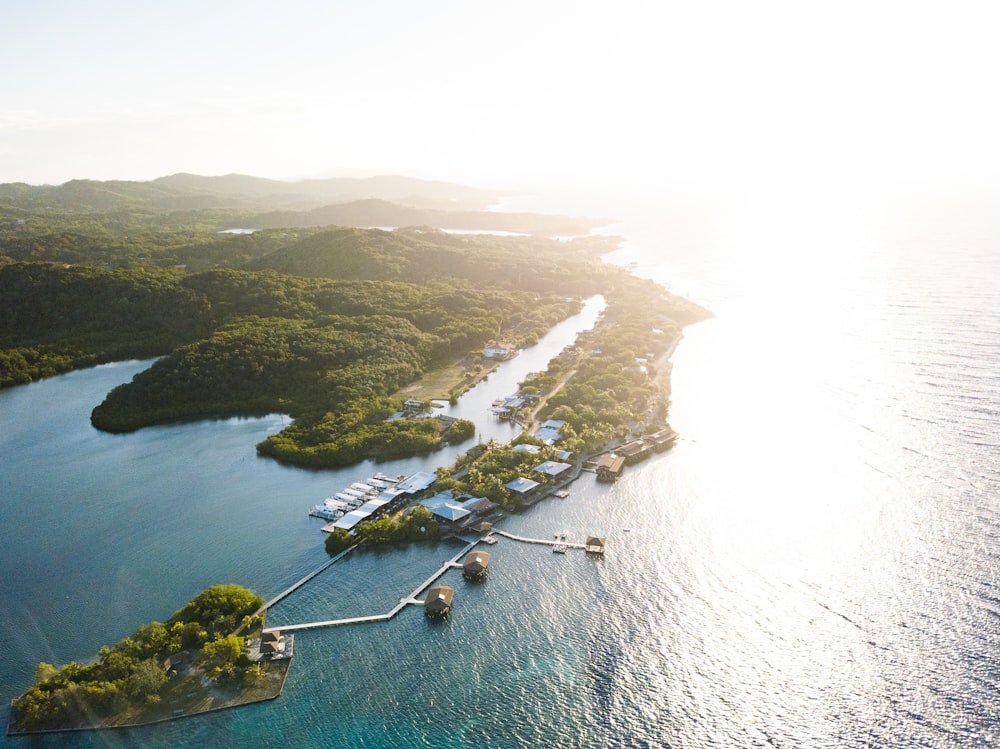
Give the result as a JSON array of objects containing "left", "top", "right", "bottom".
[
  {"left": 646, "top": 428, "right": 679, "bottom": 451},
  {"left": 595, "top": 453, "right": 625, "bottom": 481},
  {"left": 584, "top": 536, "right": 607, "bottom": 555},
  {"left": 618, "top": 439, "right": 652, "bottom": 465},
  {"left": 471, "top": 520, "right": 494, "bottom": 535},
  {"left": 462, "top": 551, "right": 491, "bottom": 581},
  {"left": 424, "top": 585, "right": 454, "bottom": 618}
]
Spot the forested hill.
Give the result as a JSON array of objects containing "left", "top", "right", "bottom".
[
  {"left": 247, "top": 227, "right": 614, "bottom": 292},
  {"left": 0, "top": 174, "right": 604, "bottom": 238},
  {"left": 0, "top": 174, "right": 711, "bottom": 468},
  {"left": 0, "top": 173, "right": 500, "bottom": 212}
]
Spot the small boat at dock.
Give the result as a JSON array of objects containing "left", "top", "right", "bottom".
[
  {"left": 309, "top": 505, "right": 342, "bottom": 521},
  {"left": 308, "top": 473, "right": 408, "bottom": 520}
]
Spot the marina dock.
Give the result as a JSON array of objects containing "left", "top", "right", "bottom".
[{"left": 257, "top": 456, "right": 606, "bottom": 635}]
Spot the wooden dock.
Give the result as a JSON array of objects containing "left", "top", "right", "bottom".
[
  {"left": 490, "top": 529, "right": 587, "bottom": 550},
  {"left": 248, "top": 543, "right": 362, "bottom": 623},
  {"left": 263, "top": 538, "right": 481, "bottom": 634}
]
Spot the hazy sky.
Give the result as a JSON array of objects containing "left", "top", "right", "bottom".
[{"left": 2, "top": 0, "right": 999, "bottom": 189}]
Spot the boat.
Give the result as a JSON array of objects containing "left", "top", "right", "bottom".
[
  {"left": 309, "top": 505, "right": 341, "bottom": 521},
  {"left": 309, "top": 473, "right": 407, "bottom": 520},
  {"left": 552, "top": 544, "right": 567, "bottom": 554},
  {"left": 554, "top": 489, "right": 569, "bottom": 499},
  {"left": 483, "top": 534, "right": 498, "bottom": 545}
]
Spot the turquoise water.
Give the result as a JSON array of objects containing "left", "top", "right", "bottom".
[{"left": 3, "top": 185, "right": 1000, "bottom": 747}]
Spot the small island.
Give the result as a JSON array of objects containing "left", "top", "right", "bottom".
[{"left": 6, "top": 585, "right": 288, "bottom": 734}]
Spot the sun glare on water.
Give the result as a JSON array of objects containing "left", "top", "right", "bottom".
[{"left": 668, "top": 177, "right": 895, "bottom": 571}]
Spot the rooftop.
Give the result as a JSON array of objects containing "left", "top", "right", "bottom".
[
  {"left": 506, "top": 476, "right": 541, "bottom": 494},
  {"left": 395, "top": 471, "right": 437, "bottom": 494},
  {"left": 533, "top": 460, "right": 572, "bottom": 477}
]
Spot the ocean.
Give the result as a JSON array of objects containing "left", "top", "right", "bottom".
[{"left": 1, "top": 179, "right": 998, "bottom": 747}]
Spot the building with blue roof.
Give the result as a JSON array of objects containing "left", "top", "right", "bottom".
[
  {"left": 534, "top": 427, "right": 562, "bottom": 445},
  {"left": 505, "top": 476, "right": 541, "bottom": 497},
  {"left": 533, "top": 460, "right": 572, "bottom": 479},
  {"left": 421, "top": 490, "right": 471, "bottom": 524}
]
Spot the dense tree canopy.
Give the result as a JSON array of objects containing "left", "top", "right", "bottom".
[
  {"left": 1, "top": 177, "right": 710, "bottom": 467},
  {"left": 11, "top": 584, "right": 263, "bottom": 731}
]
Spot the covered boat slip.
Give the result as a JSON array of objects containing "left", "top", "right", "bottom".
[{"left": 317, "top": 472, "right": 426, "bottom": 531}]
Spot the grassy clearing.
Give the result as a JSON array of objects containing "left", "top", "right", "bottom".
[{"left": 392, "top": 357, "right": 501, "bottom": 402}]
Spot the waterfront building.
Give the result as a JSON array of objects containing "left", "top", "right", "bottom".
[
  {"left": 646, "top": 428, "right": 679, "bottom": 451},
  {"left": 260, "top": 630, "right": 286, "bottom": 658},
  {"left": 618, "top": 439, "right": 652, "bottom": 465},
  {"left": 462, "top": 551, "right": 490, "bottom": 580},
  {"left": 505, "top": 476, "right": 541, "bottom": 499},
  {"left": 395, "top": 471, "right": 437, "bottom": 495},
  {"left": 402, "top": 398, "right": 426, "bottom": 413},
  {"left": 532, "top": 460, "right": 572, "bottom": 480},
  {"left": 484, "top": 342, "right": 517, "bottom": 359},
  {"left": 595, "top": 453, "right": 625, "bottom": 481},
  {"left": 424, "top": 585, "right": 454, "bottom": 618}
]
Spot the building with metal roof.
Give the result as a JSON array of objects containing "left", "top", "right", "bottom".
[
  {"left": 535, "top": 427, "right": 562, "bottom": 445},
  {"left": 533, "top": 460, "right": 572, "bottom": 479},
  {"left": 506, "top": 476, "right": 541, "bottom": 496},
  {"left": 395, "top": 471, "right": 437, "bottom": 495},
  {"left": 331, "top": 509, "right": 370, "bottom": 531},
  {"left": 421, "top": 490, "right": 472, "bottom": 524}
]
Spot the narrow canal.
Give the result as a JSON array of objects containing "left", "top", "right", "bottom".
[{"left": 432, "top": 294, "right": 605, "bottom": 444}]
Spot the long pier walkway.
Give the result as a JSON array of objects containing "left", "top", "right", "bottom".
[
  {"left": 248, "top": 543, "right": 362, "bottom": 623},
  {"left": 263, "top": 538, "right": 481, "bottom": 634},
  {"left": 491, "top": 529, "right": 587, "bottom": 550}
]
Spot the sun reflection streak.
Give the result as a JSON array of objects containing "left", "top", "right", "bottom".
[{"left": 639, "top": 179, "right": 996, "bottom": 742}]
